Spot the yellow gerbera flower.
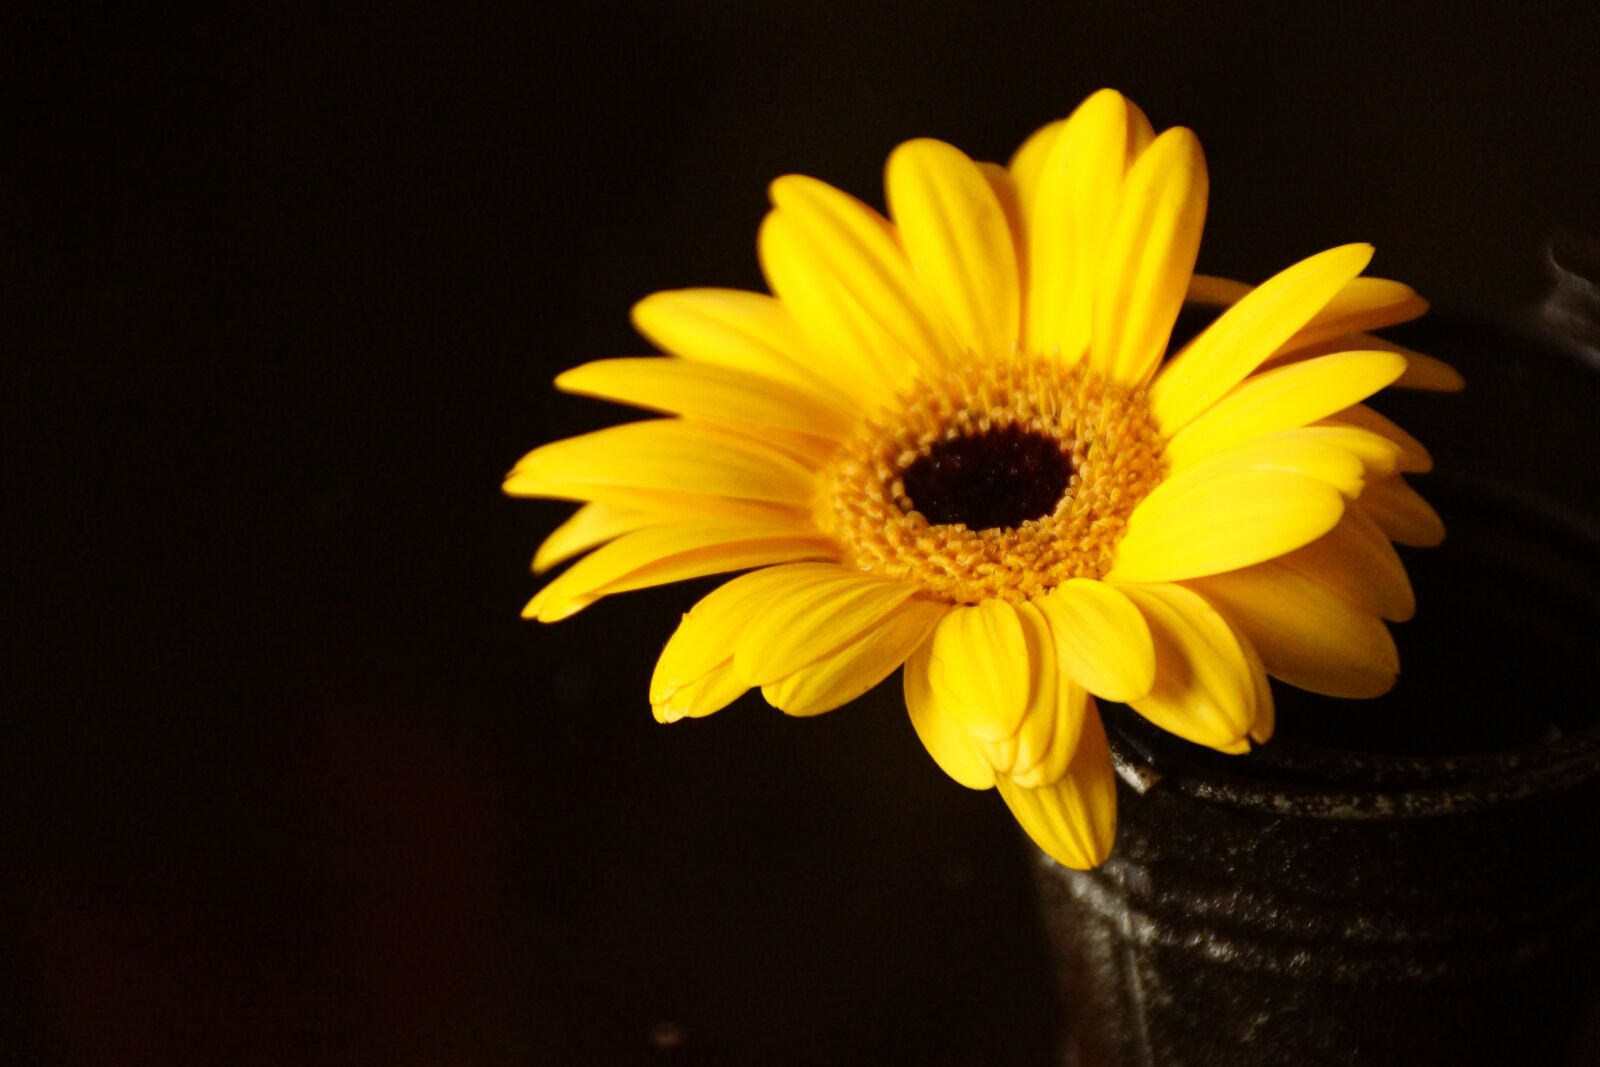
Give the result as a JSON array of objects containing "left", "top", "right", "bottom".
[{"left": 505, "top": 89, "right": 1460, "bottom": 870}]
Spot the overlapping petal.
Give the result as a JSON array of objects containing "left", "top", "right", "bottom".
[{"left": 996, "top": 708, "right": 1117, "bottom": 870}]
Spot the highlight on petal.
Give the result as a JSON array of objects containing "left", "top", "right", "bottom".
[
  {"left": 763, "top": 598, "right": 947, "bottom": 716},
  {"left": 1280, "top": 505, "right": 1416, "bottom": 622},
  {"left": 1188, "top": 562, "right": 1400, "bottom": 699},
  {"left": 630, "top": 288, "right": 855, "bottom": 408},
  {"left": 525, "top": 522, "right": 836, "bottom": 623},
  {"left": 924, "top": 599, "right": 1031, "bottom": 742},
  {"left": 653, "top": 660, "right": 748, "bottom": 724},
  {"left": 555, "top": 357, "right": 855, "bottom": 439},
  {"left": 766, "top": 174, "right": 956, "bottom": 381},
  {"left": 1035, "top": 578, "right": 1156, "bottom": 702},
  {"left": 1090, "top": 126, "right": 1209, "bottom": 387},
  {"left": 904, "top": 640, "right": 995, "bottom": 790},
  {"left": 735, "top": 569, "right": 916, "bottom": 685},
  {"left": 1025, "top": 89, "right": 1144, "bottom": 361},
  {"left": 1163, "top": 350, "right": 1408, "bottom": 468},
  {"left": 1150, "top": 243, "right": 1374, "bottom": 434},
  {"left": 1359, "top": 475, "right": 1446, "bottom": 547},
  {"left": 1109, "top": 468, "right": 1345, "bottom": 584},
  {"left": 997, "top": 706, "right": 1117, "bottom": 870},
  {"left": 886, "top": 138, "right": 1020, "bottom": 356},
  {"left": 505, "top": 419, "right": 820, "bottom": 506},
  {"left": 1118, "top": 582, "right": 1258, "bottom": 751}
]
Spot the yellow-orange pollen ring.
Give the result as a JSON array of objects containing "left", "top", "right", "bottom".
[{"left": 816, "top": 352, "right": 1169, "bottom": 605}]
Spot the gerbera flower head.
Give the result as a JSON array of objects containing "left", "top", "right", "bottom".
[{"left": 506, "top": 89, "right": 1460, "bottom": 869}]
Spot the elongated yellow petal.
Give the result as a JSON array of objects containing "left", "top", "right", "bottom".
[
  {"left": 556, "top": 357, "right": 855, "bottom": 439},
  {"left": 925, "top": 599, "right": 1031, "bottom": 742},
  {"left": 1091, "top": 127, "right": 1208, "bottom": 386},
  {"left": 1025, "top": 89, "right": 1139, "bottom": 361},
  {"left": 1166, "top": 432, "right": 1368, "bottom": 499},
  {"left": 758, "top": 212, "right": 906, "bottom": 403},
  {"left": 650, "top": 563, "right": 846, "bottom": 705},
  {"left": 1150, "top": 244, "right": 1374, "bottom": 433},
  {"left": 1280, "top": 505, "right": 1416, "bottom": 622},
  {"left": 1273, "top": 424, "right": 1402, "bottom": 476},
  {"left": 1109, "top": 469, "right": 1345, "bottom": 583},
  {"left": 1119, "top": 583, "right": 1256, "bottom": 750},
  {"left": 767, "top": 175, "right": 955, "bottom": 379},
  {"left": 1236, "top": 627, "right": 1275, "bottom": 744},
  {"left": 904, "top": 640, "right": 995, "bottom": 790},
  {"left": 1164, "top": 350, "right": 1407, "bottom": 467},
  {"left": 887, "top": 138, "right": 1020, "bottom": 357},
  {"left": 983, "top": 602, "right": 1081, "bottom": 783},
  {"left": 526, "top": 523, "right": 835, "bottom": 623},
  {"left": 1003, "top": 602, "right": 1092, "bottom": 788},
  {"left": 1359, "top": 475, "right": 1445, "bottom": 547},
  {"left": 763, "top": 598, "right": 947, "bottom": 716},
  {"left": 533, "top": 501, "right": 653, "bottom": 575},
  {"left": 630, "top": 288, "right": 857, "bottom": 407},
  {"left": 1265, "top": 333, "right": 1464, "bottom": 393},
  {"left": 1325, "top": 403, "right": 1433, "bottom": 472},
  {"left": 1188, "top": 562, "right": 1399, "bottom": 698},
  {"left": 997, "top": 707, "right": 1116, "bottom": 870},
  {"left": 978, "top": 162, "right": 1028, "bottom": 306},
  {"left": 653, "top": 659, "right": 749, "bottom": 724},
  {"left": 1279, "top": 276, "right": 1429, "bottom": 351},
  {"left": 1035, "top": 578, "right": 1155, "bottom": 701},
  {"left": 1007, "top": 118, "right": 1064, "bottom": 222},
  {"left": 505, "top": 420, "right": 818, "bottom": 505},
  {"left": 735, "top": 571, "right": 916, "bottom": 685}
]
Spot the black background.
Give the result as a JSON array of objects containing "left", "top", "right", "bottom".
[{"left": 9, "top": 4, "right": 1600, "bottom": 1064}]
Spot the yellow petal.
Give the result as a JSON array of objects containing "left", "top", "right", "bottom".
[
  {"left": 653, "top": 659, "right": 749, "bottom": 724},
  {"left": 766, "top": 175, "right": 955, "bottom": 380},
  {"left": 533, "top": 501, "right": 653, "bottom": 575},
  {"left": 630, "top": 288, "right": 858, "bottom": 408},
  {"left": 1187, "top": 562, "right": 1399, "bottom": 698},
  {"left": 1119, "top": 583, "right": 1256, "bottom": 750},
  {"left": 1166, "top": 432, "right": 1368, "bottom": 499},
  {"left": 1109, "top": 469, "right": 1345, "bottom": 584},
  {"left": 1359, "top": 475, "right": 1445, "bottom": 547},
  {"left": 978, "top": 162, "right": 1029, "bottom": 307},
  {"left": 1091, "top": 126, "right": 1209, "bottom": 386},
  {"left": 997, "top": 706, "right": 1117, "bottom": 870},
  {"left": 1150, "top": 244, "right": 1374, "bottom": 434},
  {"left": 982, "top": 602, "right": 1084, "bottom": 784},
  {"left": 1006, "top": 118, "right": 1064, "bottom": 223},
  {"left": 504, "top": 420, "right": 818, "bottom": 506},
  {"left": 1278, "top": 276, "right": 1429, "bottom": 351},
  {"left": 1164, "top": 351, "right": 1408, "bottom": 468},
  {"left": 904, "top": 640, "right": 995, "bottom": 790},
  {"left": 735, "top": 570, "right": 916, "bottom": 685},
  {"left": 925, "top": 599, "right": 1031, "bottom": 742},
  {"left": 1280, "top": 505, "right": 1416, "bottom": 622},
  {"left": 650, "top": 563, "right": 845, "bottom": 704},
  {"left": 556, "top": 358, "right": 855, "bottom": 439},
  {"left": 525, "top": 522, "right": 835, "bottom": 623},
  {"left": 1325, "top": 403, "right": 1433, "bottom": 472},
  {"left": 886, "top": 138, "right": 1020, "bottom": 356},
  {"left": 1035, "top": 579, "right": 1156, "bottom": 701},
  {"left": 1274, "top": 424, "right": 1402, "bottom": 476},
  {"left": 762, "top": 598, "right": 947, "bottom": 716},
  {"left": 1265, "top": 333, "right": 1464, "bottom": 393},
  {"left": 1025, "top": 89, "right": 1140, "bottom": 361},
  {"left": 1236, "top": 627, "right": 1275, "bottom": 744}
]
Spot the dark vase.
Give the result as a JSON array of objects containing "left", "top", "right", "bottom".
[{"left": 1035, "top": 251, "right": 1600, "bottom": 1067}]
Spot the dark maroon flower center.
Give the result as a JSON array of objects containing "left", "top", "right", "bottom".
[{"left": 900, "top": 425, "right": 1072, "bottom": 531}]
